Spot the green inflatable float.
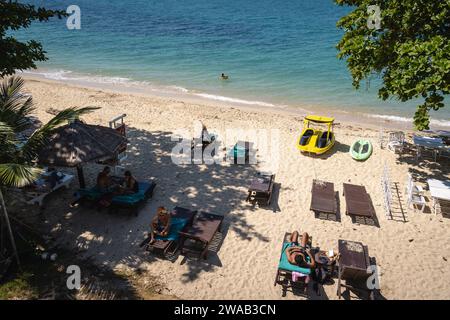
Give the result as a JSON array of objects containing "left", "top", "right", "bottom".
[{"left": 350, "top": 139, "right": 372, "bottom": 161}]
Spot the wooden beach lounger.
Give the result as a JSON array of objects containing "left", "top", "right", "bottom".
[
  {"left": 246, "top": 173, "right": 275, "bottom": 206},
  {"left": 140, "top": 206, "right": 197, "bottom": 256},
  {"left": 337, "top": 239, "right": 375, "bottom": 300},
  {"left": 274, "top": 232, "right": 312, "bottom": 297},
  {"left": 343, "top": 183, "right": 377, "bottom": 224},
  {"left": 179, "top": 212, "right": 224, "bottom": 260},
  {"left": 310, "top": 179, "right": 337, "bottom": 218}
]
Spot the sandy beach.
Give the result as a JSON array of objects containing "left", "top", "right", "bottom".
[{"left": 19, "top": 76, "right": 450, "bottom": 300}]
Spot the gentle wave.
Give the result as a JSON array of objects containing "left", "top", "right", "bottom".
[
  {"left": 194, "top": 93, "right": 276, "bottom": 107},
  {"left": 22, "top": 68, "right": 278, "bottom": 107},
  {"left": 22, "top": 69, "right": 132, "bottom": 85},
  {"left": 20, "top": 68, "right": 449, "bottom": 128},
  {"left": 369, "top": 114, "right": 450, "bottom": 127}
]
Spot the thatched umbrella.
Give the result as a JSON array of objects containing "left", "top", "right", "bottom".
[{"left": 38, "top": 120, "right": 128, "bottom": 188}]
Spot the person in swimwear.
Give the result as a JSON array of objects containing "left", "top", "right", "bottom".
[
  {"left": 285, "top": 231, "right": 315, "bottom": 269},
  {"left": 149, "top": 207, "right": 172, "bottom": 244}
]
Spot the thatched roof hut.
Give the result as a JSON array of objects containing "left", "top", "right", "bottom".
[{"left": 38, "top": 120, "right": 127, "bottom": 187}]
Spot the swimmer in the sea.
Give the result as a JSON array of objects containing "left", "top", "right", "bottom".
[{"left": 220, "top": 73, "right": 229, "bottom": 80}]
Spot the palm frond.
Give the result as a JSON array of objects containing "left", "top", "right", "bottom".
[
  {"left": 20, "top": 106, "right": 99, "bottom": 161},
  {"left": 0, "top": 121, "right": 14, "bottom": 136},
  {"left": 0, "top": 76, "right": 36, "bottom": 132},
  {"left": 43, "top": 106, "right": 99, "bottom": 129},
  {"left": 0, "top": 76, "right": 25, "bottom": 102},
  {"left": 0, "top": 163, "right": 43, "bottom": 188}
]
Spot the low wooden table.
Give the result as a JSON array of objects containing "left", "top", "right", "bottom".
[
  {"left": 337, "top": 239, "right": 373, "bottom": 299},
  {"left": 246, "top": 173, "right": 275, "bottom": 206},
  {"left": 179, "top": 212, "right": 224, "bottom": 259}
]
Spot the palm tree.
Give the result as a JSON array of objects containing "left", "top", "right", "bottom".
[{"left": 0, "top": 76, "right": 98, "bottom": 267}]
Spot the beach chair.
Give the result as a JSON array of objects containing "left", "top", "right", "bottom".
[
  {"left": 179, "top": 212, "right": 224, "bottom": 259},
  {"left": 310, "top": 179, "right": 337, "bottom": 218},
  {"left": 405, "top": 174, "right": 425, "bottom": 212},
  {"left": 18, "top": 169, "right": 74, "bottom": 207},
  {"left": 387, "top": 131, "right": 405, "bottom": 153},
  {"left": 337, "top": 239, "right": 375, "bottom": 300},
  {"left": 191, "top": 121, "right": 217, "bottom": 151},
  {"left": 246, "top": 172, "right": 275, "bottom": 206},
  {"left": 274, "top": 232, "right": 313, "bottom": 297},
  {"left": 77, "top": 180, "right": 156, "bottom": 216},
  {"left": 343, "top": 183, "right": 377, "bottom": 224},
  {"left": 140, "top": 207, "right": 197, "bottom": 256}
]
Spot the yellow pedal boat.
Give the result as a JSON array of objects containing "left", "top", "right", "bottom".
[{"left": 297, "top": 115, "right": 335, "bottom": 155}]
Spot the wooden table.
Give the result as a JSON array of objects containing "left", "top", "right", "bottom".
[
  {"left": 337, "top": 239, "right": 372, "bottom": 299},
  {"left": 179, "top": 212, "right": 224, "bottom": 259},
  {"left": 246, "top": 173, "right": 274, "bottom": 205}
]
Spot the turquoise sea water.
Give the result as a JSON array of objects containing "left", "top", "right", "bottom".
[{"left": 15, "top": 0, "right": 449, "bottom": 126}]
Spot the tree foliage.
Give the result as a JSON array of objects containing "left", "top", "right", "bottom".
[
  {"left": 0, "top": 76, "right": 98, "bottom": 187},
  {"left": 0, "top": 0, "right": 67, "bottom": 77},
  {"left": 335, "top": 0, "right": 450, "bottom": 130}
]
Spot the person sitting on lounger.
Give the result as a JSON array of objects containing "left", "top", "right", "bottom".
[
  {"left": 285, "top": 231, "right": 315, "bottom": 269},
  {"left": 116, "top": 170, "right": 139, "bottom": 195},
  {"left": 96, "top": 166, "right": 116, "bottom": 192},
  {"left": 149, "top": 207, "right": 172, "bottom": 244}
]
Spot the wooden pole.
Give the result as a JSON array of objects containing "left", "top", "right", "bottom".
[
  {"left": 0, "top": 188, "right": 21, "bottom": 269},
  {"left": 76, "top": 165, "right": 86, "bottom": 188}
]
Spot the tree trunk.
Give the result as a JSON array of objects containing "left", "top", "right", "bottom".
[{"left": 0, "top": 188, "right": 21, "bottom": 269}]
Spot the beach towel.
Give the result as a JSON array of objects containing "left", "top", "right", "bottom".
[{"left": 278, "top": 242, "right": 311, "bottom": 275}]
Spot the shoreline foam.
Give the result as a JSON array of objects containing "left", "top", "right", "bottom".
[{"left": 20, "top": 69, "right": 450, "bottom": 130}]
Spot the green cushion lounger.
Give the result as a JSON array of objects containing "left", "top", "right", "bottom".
[
  {"left": 274, "top": 232, "right": 312, "bottom": 297},
  {"left": 350, "top": 139, "right": 373, "bottom": 161}
]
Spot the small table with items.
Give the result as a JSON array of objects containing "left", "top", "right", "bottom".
[
  {"left": 314, "top": 250, "right": 337, "bottom": 279},
  {"left": 337, "top": 239, "right": 374, "bottom": 299},
  {"left": 246, "top": 173, "right": 275, "bottom": 206}
]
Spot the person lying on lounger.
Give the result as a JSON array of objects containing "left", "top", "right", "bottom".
[
  {"left": 285, "top": 231, "right": 315, "bottom": 269},
  {"left": 149, "top": 207, "right": 172, "bottom": 244}
]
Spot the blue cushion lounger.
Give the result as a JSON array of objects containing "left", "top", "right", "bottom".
[
  {"left": 111, "top": 182, "right": 154, "bottom": 205},
  {"left": 76, "top": 181, "right": 156, "bottom": 216},
  {"left": 278, "top": 242, "right": 311, "bottom": 275},
  {"left": 142, "top": 207, "right": 197, "bottom": 256},
  {"left": 155, "top": 218, "right": 188, "bottom": 241}
]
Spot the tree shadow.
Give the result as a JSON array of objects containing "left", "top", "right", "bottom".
[{"left": 42, "top": 125, "right": 270, "bottom": 284}]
